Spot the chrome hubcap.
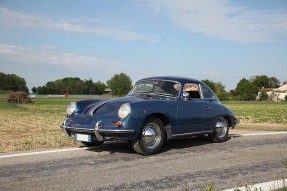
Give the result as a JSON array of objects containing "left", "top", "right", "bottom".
[
  {"left": 215, "top": 117, "right": 227, "bottom": 139},
  {"left": 142, "top": 123, "right": 161, "bottom": 149}
]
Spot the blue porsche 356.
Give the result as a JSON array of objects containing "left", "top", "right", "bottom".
[{"left": 60, "top": 76, "right": 239, "bottom": 155}]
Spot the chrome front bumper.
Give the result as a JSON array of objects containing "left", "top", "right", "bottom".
[{"left": 60, "top": 119, "right": 135, "bottom": 141}]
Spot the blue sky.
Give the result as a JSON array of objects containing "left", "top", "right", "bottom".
[{"left": 0, "top": 0, "right": 286, "bottom": 91}]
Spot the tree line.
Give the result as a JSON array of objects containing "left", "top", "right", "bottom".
[
  {"left": 31, "top": 77, "right": 107, "bottom": 95},
  {"left": 30, "top": 73, "right": 132, "bottom": 96},
  {"left": 205, "top": 75, "right": 282, "bottom": 101},
  {"left": 0, "top": 71, "right": 285, "bottom": 101},
  {"left": 232, "top": 75, "right": 282, "bottom": 101}
]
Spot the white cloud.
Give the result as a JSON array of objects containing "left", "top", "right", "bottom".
[
  {"left": 0, "top": 43, "right": 121, "bottom": 67},
  {"left": 141, "top": 0, "right": 287, "bottom": 42},
  {"left": 0, "top": 6, "right": 157, "bottom": 42},
  {"left": 0, "top": 43, "right": 126, "bottom": 88}
]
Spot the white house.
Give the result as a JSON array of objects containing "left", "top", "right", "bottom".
[{"left": 257, "top": 84, "right": 287, "bottom": 102}]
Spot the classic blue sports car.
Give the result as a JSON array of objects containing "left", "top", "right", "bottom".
[{"left": 60, "top": 76, "right": 239, "bottom": 155}]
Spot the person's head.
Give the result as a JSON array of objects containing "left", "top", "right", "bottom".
[{"left": 184, "top": 84, "right": 199, "bottom": 91}]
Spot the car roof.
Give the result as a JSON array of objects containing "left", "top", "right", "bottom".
[{"left": 139, "top": 76, "right": 202, "bottom": 85}]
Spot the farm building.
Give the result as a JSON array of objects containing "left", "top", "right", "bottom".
[{"left": 257, "top": 84, "right": 287, "bottom": 102}]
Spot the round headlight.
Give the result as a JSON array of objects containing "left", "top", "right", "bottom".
[
  {"left": 67, "top": 102, "right": 77, "bottom": 116},
  {"left": 118, "top": 103, "right": 131, "bottom": 119}
]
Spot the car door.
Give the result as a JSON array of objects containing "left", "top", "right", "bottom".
[{"left": 175, "top": 83, "right": 212, "bottom": 135}]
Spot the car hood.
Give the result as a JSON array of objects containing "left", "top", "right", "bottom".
[{"left": 82, "top": 95, "right": 148, "bottom": 116}]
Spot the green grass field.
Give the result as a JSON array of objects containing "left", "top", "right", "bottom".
[
  {"left": 224, "top": 101, "right": 287, "bottom": 131},
  {"left": 0, "top": 98, "right": 286, "bottom": 153}
]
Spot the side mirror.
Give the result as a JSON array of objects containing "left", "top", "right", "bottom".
[{"left": 182, "top": 91, "right": 189, "bottom": 100}]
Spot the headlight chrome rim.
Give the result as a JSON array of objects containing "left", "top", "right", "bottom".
[
  {"left": 67, "top": 102, "right": 77, "bottom": 116},
  {"left": 118, "top": 103, "right": 131, "bottom": 119}
]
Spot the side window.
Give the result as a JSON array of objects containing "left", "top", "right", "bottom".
[
  {"left": 201, "top": 85, "right": 214, "bottom": 99},
  {"left": 183, "top": 83, "right": 201, "bottom": 99}
]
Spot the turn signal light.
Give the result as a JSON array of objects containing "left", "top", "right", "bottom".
[{"left": 115, "top": 121, "right": 122, "bottom": 127}]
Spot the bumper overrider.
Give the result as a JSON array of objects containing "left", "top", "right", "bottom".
[
  {"left": 60, "top": 118, "right": 135, "bottom": 142},
  {"left": 231, "top": 117, "right": 240, "bottom": 128}
]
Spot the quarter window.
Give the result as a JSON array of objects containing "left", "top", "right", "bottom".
[{"left": 201, "top": 85, "right": 214, "bottom": 99}]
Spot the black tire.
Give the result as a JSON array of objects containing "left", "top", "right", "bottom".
[
  {"left": 81, "top": 141, "right": 104, "bottom": 147},
  {"left": 209, "top": 116, "right": 229, "bottom": 143},
  {"left": 132, "top": 117, "right": 166, "bottom": 155}
]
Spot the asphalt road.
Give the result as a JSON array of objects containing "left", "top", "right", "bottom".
[{"left": 0, "top": 131, "right": 287, "bottom": 191}]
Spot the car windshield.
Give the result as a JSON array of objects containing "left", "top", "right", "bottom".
[{"left": 128, "top": 80, "right": 180, "bottom": 97}]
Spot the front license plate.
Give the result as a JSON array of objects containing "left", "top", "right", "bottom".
[{"left": 74, "top": 133, "right": 91, "bottom": 142}]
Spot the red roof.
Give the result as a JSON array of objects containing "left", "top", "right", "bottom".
[{"left": 259, "top": 88, "right": 274, "bottom": 92}]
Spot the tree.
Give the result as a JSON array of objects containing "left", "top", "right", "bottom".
[
  {"left": 33, "top": 77, "right": 82, "bottom": 94},
  {"left": 82, "top": 79, "right": 94, "bottom": 94},
  {"left": 230, "top": 89, "right": 236, "bottom": 97},
  {"left": 215, "top": 82, "right": 225, "bottom": 93},
  {"left": 202, "top": 79, "right": 229, "bottom": 100},
  {"left": 202, "top": 79, "right": 226, "bottom": 94},
  {"left": 107, "top": 73, "right": 132, "bottom": 96},
  {"left": 92, "top": 81, "right": 107, "bottom": 95},
  {"left": 32, "top": 77, "right": 107, "bottom": 95},
  {"left": 251, "top": 75, "right": 280, "bottom": 88},
  {"left": 202, "top": 79, "right": 217, "bottom": 93},
  {"left": 235, "top": 78, "right": 258, "bottom": 101},
  {"left": 62, "top": 77, "right": 82, "bottom": 94},
  {"left": 31, "top": 87, "right": 37, "bottom": 94},
  {"left": 217, "top": 91, "right": 231, "bottom": 101},
  {"left": 251, "top": 75, "right": 269, "bottom": 88},
  {"left": 268, "top": 77, "right": 280, "bottom": 88},
  {"left": 0, "top": 72, "right": 5, "bottom": 90},
  {"left": 234, "top": 75, "right": 281, "bottom": 101},
  {"left": 38, "top": 86, "right": 48, "bottom": 94},
  {"left": 0, "top": 72, "right": 29, "bottom": 93}
]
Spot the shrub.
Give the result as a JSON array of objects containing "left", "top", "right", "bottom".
[
  {"left": 7, "top": 91, "right": 32, "bottom": 104},
  {"left": 217, "top": 91, "right": 231, "bottom": 101},
  {"left": 259, "top": 92, "right": 269, "bottom": 101}
]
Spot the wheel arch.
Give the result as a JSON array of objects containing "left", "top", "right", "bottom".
[
  {"left": 142, "top": 113, "right": 172, "bottom": 140},
  {"left": 211, "top": 115, "right": 230, "bottom": 134},
  {"left": 222, "top": 115, "right": 233, "bottom": 128},
  {"left": 209, "top": 115, "right": 230, "bottom": 143},
  {"left": 213, "top": 114, "right": 231, "bottom": 127}
]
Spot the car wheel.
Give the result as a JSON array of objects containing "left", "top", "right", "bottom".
[
  {"left": 132, "top": 117, "right": 166, "bottom": 155},
  {"left": 209, "top": 116, "right": 229, "bottom": 143},
  {"left": 81, "top": 141, "right": 104, "bottom": 147}
]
